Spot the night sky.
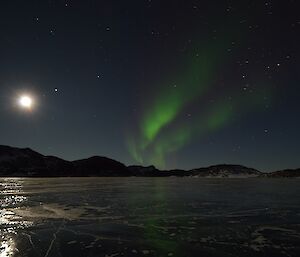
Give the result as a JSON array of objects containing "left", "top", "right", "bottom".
[{"left": 0, "top": 0, "right": 299, "bottom": 171}]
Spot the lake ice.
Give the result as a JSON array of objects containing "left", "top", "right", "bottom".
[{"left": 0, "top": 177, "right": 299, "bottom": 257}]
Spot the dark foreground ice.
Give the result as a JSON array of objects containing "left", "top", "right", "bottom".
[{"left": 0, "top": 177, "right": 300, "bottom": 257}]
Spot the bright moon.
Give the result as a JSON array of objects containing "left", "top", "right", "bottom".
[{"left": 19, "top": 95, "right": 33, "bottom": 109}]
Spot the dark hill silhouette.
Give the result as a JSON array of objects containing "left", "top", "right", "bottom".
[
  {"left": 72, "top": 156, "right": 129, "bottom": 176},
  {"left": 0, "top": 145, "right": 299, "bottom": 177},
  {"left": 266, "top": 168, "right": 300, "bottom": 177},
  {"left": 0, "top": 145, "right": 71, "bottom": 176},
  {"left": 0, "top": 145, "right": 126, "bottom": 177},
  {"left": 190, "top": 164, "right": 261, "bottom": 177}
]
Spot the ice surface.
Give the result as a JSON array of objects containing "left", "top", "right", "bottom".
[{"left": 0, "top": 177, "right": 300, "bottom": 257}]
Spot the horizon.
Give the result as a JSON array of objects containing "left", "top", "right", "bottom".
[{"left": 1, "top": 144, "right": 298, "bottom": 173}]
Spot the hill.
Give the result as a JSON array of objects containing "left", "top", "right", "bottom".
[{"left": 0, "top": 145, "right": 299, "bottom": 177}]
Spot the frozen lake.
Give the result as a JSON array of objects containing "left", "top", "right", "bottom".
[{"left": 0, "top": 177, "right": 300, "bottom": 257}]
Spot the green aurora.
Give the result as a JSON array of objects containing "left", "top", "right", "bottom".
[{"left": 127, "top": 41, "right": 271, "bottom": 168}]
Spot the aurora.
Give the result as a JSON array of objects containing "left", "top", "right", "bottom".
[{"left": 127, "top": 40, "right": 271, "bottom": 168}]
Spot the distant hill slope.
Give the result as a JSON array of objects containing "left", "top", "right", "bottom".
[
  {"left": 0, "top": 145, "right": 72, "bottom": 176},
  {"left": 0, "top": 145, "right": 127, "bottom": 177},
  {"left": 266, "top": 168, "right": 300, "bottom": 178},
  {"left": 0, "top": 145, "right": 299, "bottom": 177},
  {"left": 189, "top": 164, "right": 262, "bottom": 178},
  {"left": 72, "top": 156, "right": 129, "bottom": 176}
]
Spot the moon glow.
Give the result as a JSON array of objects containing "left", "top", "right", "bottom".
[{"left": 19, "top": 95, "right": 33, "bottom": 109}]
